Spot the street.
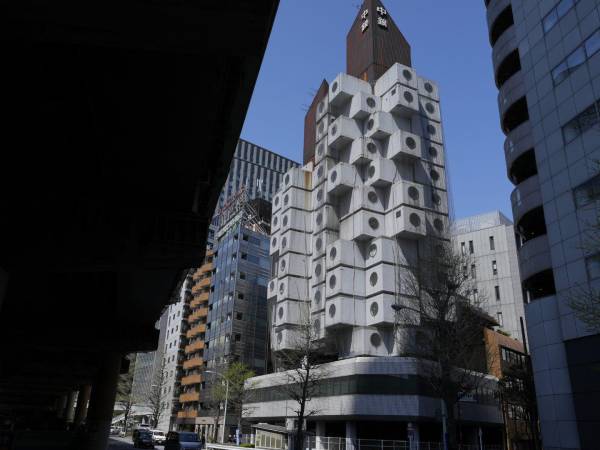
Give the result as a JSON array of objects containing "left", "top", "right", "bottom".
[{"left": 108, "top": 436, "right": 165, "bottom": 450}]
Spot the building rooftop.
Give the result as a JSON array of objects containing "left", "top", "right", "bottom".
[{"left": 451, "top": 210, "right": 513, "bottom": 235}]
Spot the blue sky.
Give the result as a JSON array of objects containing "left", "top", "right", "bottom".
[{"left": 241, "top": 0, "right": 514, "bottom": 221}]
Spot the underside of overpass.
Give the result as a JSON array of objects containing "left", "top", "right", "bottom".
[{"left": 0, "top": 0, "right": 279, "bottom": 447}]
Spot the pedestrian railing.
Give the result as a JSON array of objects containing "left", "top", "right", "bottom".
[{"left": 303, "top": 436, "right": 502, "bottom": 450}]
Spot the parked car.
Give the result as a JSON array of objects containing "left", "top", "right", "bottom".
[
  {"left": 151, "top": 430, "right": 167, "bottom": 445},
  {"left": 165, "top": 431, "right": 202, "bottom": 450},
  {"left": 133, "top": 429, "right": 155, "bottom": 448}
]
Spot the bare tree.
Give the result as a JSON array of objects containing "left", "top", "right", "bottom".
[
  {"left": 147, "top": 359, "right": 168, "bottom": 429},
  {"left": 568, "top": 213, "right": 600, "bottom": 332},
  {"left": 115, "top": 354, "right": 135, "bottom": 434},
  {"left": 274, "top": 304, "right": 333, "bottom": 450},
  {"left": 394, "top": 238, "right": 497, "bottom": 449}
]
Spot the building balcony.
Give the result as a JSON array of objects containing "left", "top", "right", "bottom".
[
  {"left": 504, "top": 121, "right": 533, "bottom": 179},
  {"left": 486, "top": 0, "right": 510, "bottom": 30},
  {"left": 191, "top": 283, "right": 203, "bottom": 294},
  {"left": 185, "top": 340, "right": 205, "bottom": 353},
  {"left": 191, "top": 292, "right": 209, "bottom": 308},
  {"left": 492, "top": 25, "right": 517, "bottom": 75},
  {"left": 188, "top": 307, "right": 208, "bottom": 323},
  {"left": 519, "top": 234, "right": 552, "bottom": 282},
  {"left": 511, "top": 174, "right": 542, "bottom": 225},
  {"left": 498, "top": 70, "right": 525, "bottom": 122},
  {"left": 186, "top": 323, "right": 206, "bottom": 338},
  {"left": 179, "top": 391, "right": 200, "bottom": 403},
  {"left": 177, "top": 410, "right": 199, "bottom": 419},
  {"left": 183, "top": 357, "right": 203, "bottom": 370},
  {"left": 198, "top": 277, "right": 211, "bottom": 288},
  {"left": 181, "top": 373, "right": 202, "bottom": 386}
]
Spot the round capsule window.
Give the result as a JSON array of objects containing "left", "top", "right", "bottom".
[
  {"left": 426, "top": 102, "right": 435, "bottom": 114},
  {"left": 285, "top": 174, "right": 290, "bottom": 185},
  {"left": 403, "top": 91, "right": 414, "bottom": 103},
  {"left": 368, "top": 243, "right": 377, "bottom": 258},
  {"left": 405, "top": 137, "right": 417, "bottom": 149},
  {"left": 315, "top": 264, "right": 322, "bottom": 277},
  {"left": 317, "top": 143, "right": 324, "bottom": 156},
  {"left": 317, "top": 166, "right": 324, "bottom": 179},
  {"left": 280, "top": 259, "right": 287, "bottom": 272},
  {"left": 315, "top": 237, "right": 323, "bottom": 252},
  {"left": 316, "top": 213, "right": 323, "bottom": 226},
  {"left": 427, "top": 124, "right": 436, "bottom": 135},
  {"left": 402, "top": 69, "right": 413, "bottom": 80},
  {"left": 317, "top": 189, "right": 324, "bottom": 202},
  {"left": 429, "top": 146, "right": 438, "bottom": 158},
  {"left": 368, "top": 165, "right": 376, "bottom": 178},
  {"left": 269, "top": 281, "right": 275, "bottom": 291},
  {"left": 332, "top": 81, "right": 338, "bottom": 93},
  {"left": 366, "top": 97, "right": 376, "bottom": 108},
  {"left": 284, "top": 194, "right": 289, "bottom": 205},
  {"left": 313, "top": 319, "right": 321, "bottom": 335},
  {"left": 283, "top": 215, "right": 288, "bottom": 227},
  {"left": 281, "top": 237, "right": 288, "bottom": 249},
  {"left": 330, "top": 170, "right": 338, "bottom": 183},
  {"left": 367, "top": 119, "right": 374, "bottom": 130},
  {"left": 318, "top": 101, "right": 325, "bottom": 113},
  {"left": 272, "top": 237, "right": 277, "bottom": 247},
  {"left": 331, "top": 125, "right": 338, "bottom": 135},
  {"left": 409, "top": 213, "right": 421, "bottom": 227},
  {"left": 424, "top": 82, "right": 434, "bottom": 93},
  {"left": 314, "top": 289, "right": 322, "bottom": 305},
  {"left": 278, "top": 307, "right": 284, "bottom": 319},
  {"left": 279, "top": 283, "right": 285, "bottom": 294},
  {"left": 318, "top": 122, "right": 324, "bottom": 134},
  {"left": 366, "top": 142, "right": 377, "bottom": 153},
  {"left": 368, "top": 217, "right": 379, "bottom": 230},
  {"left": 367, "top": 191, "right": 378, "bottom": 203},
  {"left": 408, "top": 186, "right": 420, "bottom": 200},
  {"left": 430, "top": 169, "right": 440, "bottom": 181},
  {"left": 276, "top": 332, "right": 282, "bottom": 344},
  {"left": 329, "top": 275, "right": 337, "bottom": 289},
  {"left": 329, "top": 247, "right": 337, "bottom": 261},
  {"left": 369, "top": 272, "right": 378, "bottom": 286},
  {"left": 370, "top": 302, "right": 379, "bottom": 317},
  {"left": 274, "top": 196, "right": 280, "bottom": 206},
  {"left": 434, "top": 218, "right": 444, "bottom": 231},
  {"left": 328, "top": 304, "right": 336, "bottom": 318},
  {"left": 370, "top": 333, "right": 382, "bottom": 347},
  {"left": 432, "top": 193, "right": 442, "bottom": 205},
  {"left": 273, "top": 216, "right": 279, "bottom": 227}
]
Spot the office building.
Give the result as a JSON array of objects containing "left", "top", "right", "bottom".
[
  {"left": 217, "top": 139, "right": 298, "bottom": 211},
  {"left": 177, "top": 252, "right": 213, "bottom": 428},
  {"left": 245, "top": 0, "right": 504, "bottom": 443},
  {"left": 451, "top": 211, "right": 526, "bottom": 339},
  {"left": 483, "top": 0, "right": 600, "bottom": 448}
]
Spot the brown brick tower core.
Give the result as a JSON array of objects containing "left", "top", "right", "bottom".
[{"left": 347, "top": 0, "right": 412, "bottom": 83}]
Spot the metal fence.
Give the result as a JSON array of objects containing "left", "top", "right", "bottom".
[{"left": 303, "top": 436, "right": 502, "bottom": 450}]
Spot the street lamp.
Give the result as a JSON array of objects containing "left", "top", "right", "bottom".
[{"left": 205, "top": 370, "right": 229, "bottom": 444}]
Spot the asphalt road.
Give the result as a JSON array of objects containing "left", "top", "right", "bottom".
[{"left": 108, "top": 436, "right": 165, "bottom": 449}]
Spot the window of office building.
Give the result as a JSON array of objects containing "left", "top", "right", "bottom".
[
  {"left": 489, "top": 236, "right": 495, "bottom": 250},
  {"left": 562, "top": 100, "right": 600, "bottom": 143},
  {"left": 497, "top": 311, "right": 504, "bottom": 326},
  {"left": 543, "top": 0, "right": 579, "bottom": 33},
  {"left": 495, "top": 285, "right": 501, "bottom": 301},
  {"left": 471, "top": 264, "right": 477, "bottom": 278},
  {"left": 574, "top": 173, "right": 600, "bottom": 208},
  {"left": 469, "top": 240, "right": 474, "bottom": 254},
  {"left": 492, "top": 260, "right": 498, "bottom": 275},
  {"left": 461, "top": 242, "right": 466, "bottom": 255},
  {"left": 552, "top": 29, "right": 600, "bottom": 85}
]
